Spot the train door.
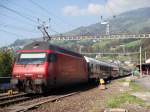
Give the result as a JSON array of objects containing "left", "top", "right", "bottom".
[{"left": 47, "top": 53, "right": 58, "bottom": 88}]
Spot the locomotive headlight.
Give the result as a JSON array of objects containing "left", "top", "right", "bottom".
[{"left": 15, "top": 74, "right": 20, "bottom": 78}]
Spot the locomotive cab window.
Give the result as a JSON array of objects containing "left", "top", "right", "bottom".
[
  {"left": 17, "top": 53, "right": 46, "bottom": 64},
  {"left": 48, "top": 54, "right": 57, "bottom": 62}
]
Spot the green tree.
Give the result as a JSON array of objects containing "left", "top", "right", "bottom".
[{"left": 0, "top": 50, "right": 13, "bottom": 77}]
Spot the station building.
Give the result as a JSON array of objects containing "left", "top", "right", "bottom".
[{"left": 136, "top": 59, "right": 150, "bottom": 75}]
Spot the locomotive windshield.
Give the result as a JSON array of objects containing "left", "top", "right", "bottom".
[{"left": 17, "top": 53, "right": 46, "bottom": 64}]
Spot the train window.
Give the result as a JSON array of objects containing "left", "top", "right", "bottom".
[
  {"left": 104, "top": 66, "right": 106, "bottom": 70},
  {"left": 91, "top": 64, "right": 93, "bottom": 68},
  {"left": 48, "top": 54, "right": 57, "bottom": 62}
]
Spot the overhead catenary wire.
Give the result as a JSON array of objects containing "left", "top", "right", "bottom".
[
  {"left": 0, "top": 1, "right": 61, "bottom": 44},
  {"left": 4, "top": 0, "right": 43, "bottom": 21},
  {"left": 0, "top": 1, "right": 65, "bottom": 37},
  {"left": 6, "top": 0, "right": 66, "bottom": 31},
  {"left": 0, "top": 13, "right": 37, "bottom": 27},
  {"left": 0, "top": 0, "right": 79, "bottom": 43},
  {"left": 0, "top": 13, "right": 39, "bottom": 38},
  {"left": 28, "top": 0, "right": 75, "bottom": 28},
  {"left": 0, "top": 4, "right": 37, "bottom": 24},
  {"left": 49, "top": 28, "right": 60, "bottom": 34},
  {"left": 1, "top": 23, "right": 38, "bottom": 34},
  {"left": 0, "top": 29, "right": 25, "bottom": 38}
]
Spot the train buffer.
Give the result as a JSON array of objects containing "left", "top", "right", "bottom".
[{"left": 99, "top": 79, "right": 106, "bottom": 90}]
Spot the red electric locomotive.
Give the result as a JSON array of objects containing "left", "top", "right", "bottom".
[{"left": 11, "top": 41, "right": 88, "bottom": 93}]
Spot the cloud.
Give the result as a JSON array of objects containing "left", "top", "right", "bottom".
[
  {"left": 63, "top": 3, "right": 104, "bottom": 16},
  {"left": 87, "top": 4, "right": 104, "bottom": 15},
  {"left": 63, "top": 6, "right": 81, "bottom": 16},
  {"left": 63, "top": 0, "right": 150, "bottom": 16}
]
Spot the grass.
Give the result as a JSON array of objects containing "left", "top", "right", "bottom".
[
  {"left": 118, "top": 79, "right": 126, "bottom": 83},
  {"left": 107, "top": 93, "right": 145, "bottom": 108},
  {"left": 118, "top": 78, "right": 143, "bottom": 92},
  {"left": 106, "top": 80, "right": 146, "bottom": 108},
  {"left": 124, "top": 40, "right": 141, "bottom": 49},
  {"left": 130, "top": 81, "right": 143, "bottom": 92}
]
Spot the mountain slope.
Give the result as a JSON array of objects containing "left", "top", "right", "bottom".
[{"left": 65, "top": 7, "right": 150, "bottom": 35}]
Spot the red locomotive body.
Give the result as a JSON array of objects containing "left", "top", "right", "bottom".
[{"left": 11, "top": 41, "right": 88, "bottom": 93}]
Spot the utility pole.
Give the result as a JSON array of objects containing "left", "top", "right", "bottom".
[
  {"left": 145, "top": 51, "right": 147, "bottom": 62},
  {"left": 106, "top": 22, "right": 110, "bottom": 35},
  {"left": 140, "top": 46, "right": 142, "bottom": 77},
  {"left": 120, "top": 45, "right": 125, "bottom": 55},
  {"left": 37, "top": 18, "right": 51, "bottom": 41},
  {"left": 79, "top": 46, "right": 83, "bottom": 54}
]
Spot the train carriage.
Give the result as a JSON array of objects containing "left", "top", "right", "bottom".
[
  {"left": 84, "top": 56, "right": 113, "bottom": 80},
  {"left": 84, "top": 56, "right": 125, "bottom": 80}
]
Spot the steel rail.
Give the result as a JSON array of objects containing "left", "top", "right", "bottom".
[
  {"left": 8, "top": 92, "right": 79, "bottom": 112},
  {"left": 0, "top": 91, "right": 18, "bottom": 98},
  {"left": 0, "top": 93, "right": 27, "bottom": 102},
  {"left": 0, "top": 96, "right": 31, "bottom": 107}
]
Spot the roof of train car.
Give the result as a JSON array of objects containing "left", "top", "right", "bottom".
[
  {"left": 84, "top": 56, "right": 117, "bottom": 68},
  {"left": 20, "top": 41, "right": 83, "bottom": 58}
]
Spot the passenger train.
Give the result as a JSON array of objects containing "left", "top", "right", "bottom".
[{"left": 11, "top": 41, "right": 130, "bottom": 93}]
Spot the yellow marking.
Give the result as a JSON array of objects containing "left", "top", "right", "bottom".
[
  {"left": 99, "top": 79, "right": 106, "bottom": 90},
  {"left": 100, "top": 79, "right": 105, "bottom": 85},
  {"left": 8, "top": 90, "right": 13, "bottom": 95}
]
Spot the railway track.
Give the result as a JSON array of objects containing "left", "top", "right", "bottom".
[
  {"left": 1, "top": 82, "right": 97, "bottom": 111},
  {"left": 0, "top": 91, "right": 18, "bottom": 98},
  {"left": 0, "top": 92, "right": 30, "bottom": 107},
  {"left": 6, "top": 92, "right": 79, "bottom": 112}
]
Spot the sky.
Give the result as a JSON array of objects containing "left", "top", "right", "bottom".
[{"left": 0, "top": 0, "right": 150, "bottom": 47}]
